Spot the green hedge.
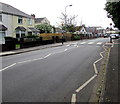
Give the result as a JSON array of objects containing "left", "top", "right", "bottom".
[{"left": 74, "top": 35, "right": 80, "bottom": 40}]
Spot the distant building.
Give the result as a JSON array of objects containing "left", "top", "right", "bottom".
[
  {"left": 0, "top": 2, "right": 39, "bottom": 39},
  {"left": 75, "top": 25, "right": 87, "bottom": 34},
  {"left": 86, "top": 26, "right": 105, "bottom": 37},
  {"left": 55, "top": 27, "right": 63, "bottom": 33},
  {"left": 86, "top": 27, "right": 98, "bottom": 35},
  {"left": 35, "top": 17, "right": 50, "bottom": 25},
  {"left": 97, "top": 27, "right": 105, "bottom": 36}
]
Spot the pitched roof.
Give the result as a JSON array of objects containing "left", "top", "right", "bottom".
[
  {"left": 35, "top": 18, "right": 45, "bottom": 23},
  {"left": 0, "top": 2, "right": 33, "bottom": 18},
  {"left": 86, "top": 27, "right": 98, "bottom": 33},
  {"left": 28, "top": 27, "right": 40, "bottom": 32},
  {"left": 0, "top": 24, "right": 7, "bottom": 31},
  {"left": 15, "top": 26, "right": 26, "bottom": 31}
]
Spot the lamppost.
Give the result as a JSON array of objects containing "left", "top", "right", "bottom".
[{"left": 65, "top": 4, "right": 72, "bottom": 26}]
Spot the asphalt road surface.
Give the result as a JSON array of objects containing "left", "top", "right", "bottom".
[{"left": 2, "top": 38, "right": 110, "bottom": 103}]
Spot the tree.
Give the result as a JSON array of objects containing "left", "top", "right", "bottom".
[
  {"left": 59, "top": 12, "right": 78, "bottom": 32},
  {"left": 105, "top": 1, "right": 120, "bottom": 29},
  {"left": 35, "top": 24, "right": 52, "bottom": 33}
]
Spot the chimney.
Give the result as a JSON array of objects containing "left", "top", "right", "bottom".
[{"left": 31, "top": 14, "right": 35, "bottom": 18}]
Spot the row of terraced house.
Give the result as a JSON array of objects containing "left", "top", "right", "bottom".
[{"left": 0, "top": 2, "right": 50, "bottom": 44}]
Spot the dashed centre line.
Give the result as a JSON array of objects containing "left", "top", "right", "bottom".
[
  {"left": 1, "top": 48, "right": 70, "bottom": 71},
  {"left": 0, "top": 63, "right": 16, "bottom": 72},
  {"left": 44, "top": 53, "right": 51, "bottom": 58}
]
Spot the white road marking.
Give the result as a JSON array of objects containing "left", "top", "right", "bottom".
[
  {"left": 97, "top": 42, "right": 102, "bottom": 45},
  {"left": 0, "top": 63, "right": 16, "bottom": 71},
  {"left": 93, "top": 52, "right": 104, "bottom": 74},
  {"left": 32, "top": 57, "right": 43, "bottom": 61},
  {"left": 18, "top": 60, "right": 32, "bottom": 64},
  {"left": 64, "top": 49, "right": 68, "bottom": 51},
  {"left": 76, "top": 74, "right": 97, "bottom": 93},
  {"left": 71, "top": 93, "right": 77, "bottom": 104},
  {"left": 66, "top": 45, "right": 70, "bottom": 46},
  {"left": 88, "top": 42, "right": 94, "bottom": 44},
  {"left": 72, "top": 42, "right": 78, "bottom": 45},
  {"left": 112, "top": 41, "right": 114, "bottom": 47},
  {"left": 71, "top": 44, "right": 108, "bottom": 103},
  {"left": 44, "top": 53, "right": 51, "bottom": 58},
  {"left": 80, "top": 42, "right": 86, "bottom": 44},
  {"left": 74, "top": 45, "right": 77, "bottom": 47}
]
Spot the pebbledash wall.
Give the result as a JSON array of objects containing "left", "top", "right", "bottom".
[
  {"left": 2, "top": 13, "right": 13, "bottom": 37},
  {"left": 12, "top": 15, "right": 35, "bottom": 38},
  {"left": 2, "top": 13, "right": 35, "bottom": 38}
]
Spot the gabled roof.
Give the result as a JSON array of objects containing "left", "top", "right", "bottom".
[
  {"left": 35, "top": 18, "right": 45, "bottom": 23},
  {"left": 76, "top": 25, "right": 86, "bottom": 31},
  {"left": 0, "top": 2, "right": 33, "bottom": 18}
]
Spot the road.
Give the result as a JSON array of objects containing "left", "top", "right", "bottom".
[{"left": 2, "top": 38, "right": 109, "bottom": 103}]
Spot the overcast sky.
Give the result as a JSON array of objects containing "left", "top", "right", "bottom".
[{"left": 0, "top": 0, "right": 113, "bottom": 28}]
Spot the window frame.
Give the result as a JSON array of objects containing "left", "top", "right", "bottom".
[
  {"left": 0, "top": 14, "right": 2, "bottom": 22},
  {"left": 28, "top": 18, "right": 32, "bottom": 25},
  {"left": 18, "top": 16, "right": 23, "bottom": 24}
]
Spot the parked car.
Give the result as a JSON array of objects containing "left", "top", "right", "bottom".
[
  {"left": 115, "top": 34, "right": 120, "bottom": 38},
  {"left": 110, "top": 34, "right": 119, "bottom": 39}
]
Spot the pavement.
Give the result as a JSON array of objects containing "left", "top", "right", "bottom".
[
  {"left": 0, "top": 42, "right": 65, "bottom": 56},
  {"left": 101, "top": 39, "right": 120, "bottom": 103}
]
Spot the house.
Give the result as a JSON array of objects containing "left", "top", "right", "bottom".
[
  {"left": 0, "top": 2, "right": 39, "bottom": 39},
  {"left": 97, "top": 27, "right": 105, "bottom": 37},
  {"left": 35, "top": 17, "right": 50, "bottom": 25},
  {"left": 86, "top": 27, "right": 99, "bottom": 37},
  {"left": 75, "top": 25, "right": 87, "bottom": 35}
]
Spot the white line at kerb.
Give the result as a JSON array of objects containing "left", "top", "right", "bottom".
[
  {"left": 75, "top": 74, "right": 97, "bottom": 93},
  {"left": 0, "top": 63, "right": 16, "bottom": 72},
  {"left": 71, "top": 93, "right": 77, "bottom": 104}
]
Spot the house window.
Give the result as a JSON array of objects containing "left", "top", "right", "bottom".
[
  {"left": 16, "top": 31, "right": 25, "bottom": 38},
  {"left": 0, "top": 31, "right": 6, "bottom": 38},
  {"left": 0, "top": 14, "right": 2, "bottom": 21},
  {"left": 21, "top": 31, "right": 25, "bottom": 37},
  {"left": 0, "top": 31, "right": 6, "bottom": 44},
  {"left": 28, "top": 18, "right": 32, "bottom": 25},
  {"left": 18, "top": 17, "right": 23, "bottom": 24}
]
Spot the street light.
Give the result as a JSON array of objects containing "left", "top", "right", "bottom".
[{"left": 65, "top": 4, "right": 72, "bottom": 25}]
